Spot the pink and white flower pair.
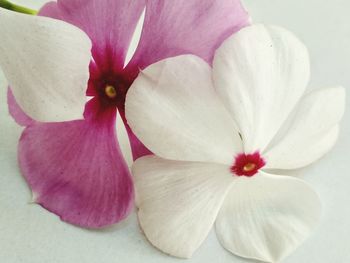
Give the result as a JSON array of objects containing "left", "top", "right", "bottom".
[
  {"left": 0, "top": 1, "right": 345, "bottom": 262},
  {"left": 126, "top": 24, "right": 345, "bottom": 262},
  {"left": 0, "top": 0, "right": 249, "bottom": 228}
]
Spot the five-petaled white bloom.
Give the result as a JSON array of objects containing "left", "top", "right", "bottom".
[{"left": 125, "top": 24, "right": 345, "bottom": 262}]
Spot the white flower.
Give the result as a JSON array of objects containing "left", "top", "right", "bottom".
[{"left": 125, "top": 24, "right": 345, "bottom": 262}]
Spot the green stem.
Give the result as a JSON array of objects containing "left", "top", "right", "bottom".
[{"left": 0, "top": 0, "right": 38, "bottom": 15}]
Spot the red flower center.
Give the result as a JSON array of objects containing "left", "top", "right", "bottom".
[
  {"left": 231, "top": 151, "right": 266, "bottom": 177},
  {"left": 88, "top": 67, "right": 131, "bottom": 109},
  {"left": 86, "top": 48, "right": 137, "bottom": 114}
]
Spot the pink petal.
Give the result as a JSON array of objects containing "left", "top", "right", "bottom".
[
  {"left": 18, "top": 107, "right": 134, "bottom": 228},
  {"left": 126, "top": 0, "right": 250, "bottom": 74},
  {"left": 39, "top": 0, "right": 145, "bottom": 70},
  {"left": 119, "top": 108, "right": 152, "bottom": 160},
  {"left": 7, "top": 88, "right": 34, "bottom": 127},
  {"left": 125, "top": 124, "right": 152, "bottom": 160},
  {"left": 38, "top": 1, "right": 61, "bottom": 19}
]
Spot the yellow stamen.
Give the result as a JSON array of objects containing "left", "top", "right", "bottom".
[
  {"left": 105, "top": 85, "right": 117, "bottom": 98},
  {"left": 243, "top": 162, "right": 256, "bottom": 172}
]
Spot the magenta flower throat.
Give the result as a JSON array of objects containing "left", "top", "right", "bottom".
[
  {"left": 8, "top": 0, "right": 250, "bottom": 228},
  {"left": 231, "top": 152, "right": 266, "bottom": 177}
]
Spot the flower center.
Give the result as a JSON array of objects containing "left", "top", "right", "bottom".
[
  {"left": 231, "top": 151, "right": 266, "bottom": 177},
  {"left": 243, "top": 162, "right": 256, "bottom": 172},
  {"left": 88, "top": 67, "right": 131, "bottom": 109},
  {"left": 105, "top": 85, "right": 117, "bottom": 98}
]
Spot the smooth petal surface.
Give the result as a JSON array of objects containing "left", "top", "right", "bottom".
[
  {"left": 133, "top": 156, "right": 234, "bottom": 258},
  {"left": 126, "top": 0, "right": 250, "bottom": 74},
  {"left": 119, "top": 109, "right": 152, "bottom": 160},
  {"left": 213, "top": 24, "right": 310, "bottom": 152},
  {"left": 265, "top": 87, "right": 345, "bottom": 169},
  {"left": 0, "top": 8, "right": 92, "bottom": 122},
  {"left": 7, "top": 88, "right": 34, "bottom": 127},
  {"left": 125, "top": 125, "right": 152, "bottom": 159},
  {"left": 39, "top": 1, "right": 61, "bottom": 18},
  {"left": 215, "top": 172, "right": 321, "bottom": 263},
  {"left": 126, "top": 55, "right": 242, "bottom": 165},
  {"left": 40, "top": 0, "right": 145, "bottom": 69},
  {"left": 18, "top": 113, "right": 134, "bottom": 228}
]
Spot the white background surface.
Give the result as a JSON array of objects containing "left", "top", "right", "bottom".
[{"left": 0, "top": 1, "right": 349, "bottom": 262}]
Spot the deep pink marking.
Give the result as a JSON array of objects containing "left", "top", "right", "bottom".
[
  {"left": 87, "top": 58, "right": 131, "bottom": 111},
  {"left": 231, "top": 151, "right": 266, "bottom": 177}
]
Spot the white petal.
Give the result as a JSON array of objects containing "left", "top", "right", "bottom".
[
  {"left": 0, "top": 9, "right": 92, "bottom": 122},
  {"left": 264, "top": 87, "right": 345, "bottom": 169},
  {"left": 215, "top": 172, "right": 321, "bottom": 263},
  {"left": 133, "top": 156, "right": 235, "bottom": 258},
  {"left": 213, "top": 24, "right": 310, "bottom": 153},
  {"left": 126, "top": 55, "right": 242, "bottom": 164}
]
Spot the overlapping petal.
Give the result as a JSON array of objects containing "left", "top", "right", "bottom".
[
  {"left": 126, "top": 0, "right": 250, "bottom": 75},
  {"left": 126, "top": 55, "right": 242, "bottom": 165},
  {"left": 38, "top": 1, "right": 61, "bottom": 18},
  {"left": 119, "top": 109, "right": 152, "bottom": 160},
  {"left": 265, "top": 87, "right": 345, "bottom": 169},
  {"left": 19, "top": 111, "right": 133, "bottom": 228},
  {"left": 40, "top": 0, "right": 145, "bottom": 69},
  {"left": 0, "top": 8, "right": 92, "bottom": 122},
  {"left": 7, "top": 88, "right": 34, "bottom": 127},
  {"left": 133, "top": 156, "right": 235, "bottom": 258},
  {"left": 213, "top": 24, "right": 310, "bottom": 153},
  {"left": 215, "top": 172, "right": 321, "bottom": 263}
]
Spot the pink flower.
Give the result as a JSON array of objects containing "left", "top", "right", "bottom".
[{"left": 0, "top": 1, "right": 250, "bottom": 228}]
